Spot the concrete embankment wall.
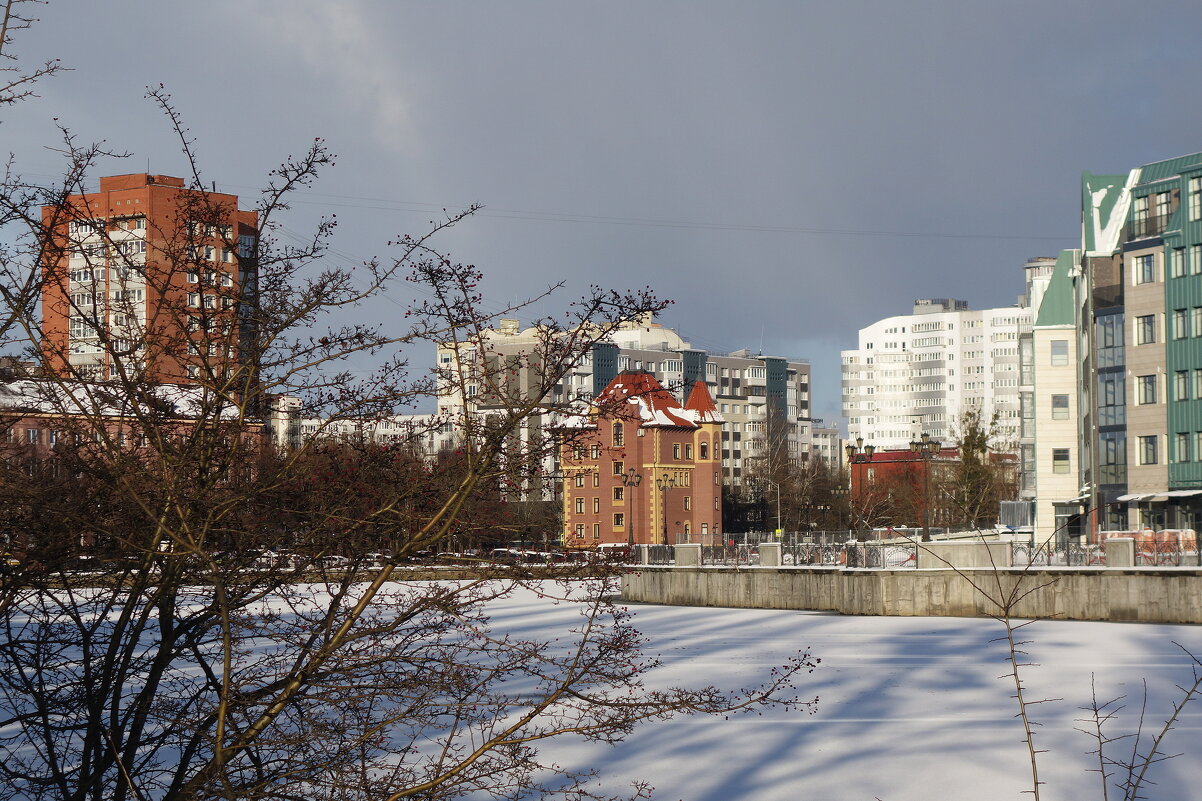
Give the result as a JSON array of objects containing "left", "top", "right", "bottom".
[{"left": 620, "top": 567, "right": 1202, "bottom": 624}]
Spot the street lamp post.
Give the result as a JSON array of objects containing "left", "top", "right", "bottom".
[
  {"left": 655, "top": 474, "right": 677, "bottom": 545},
  {"left": 909, "top": 432, "right": 941, "bottom": 542},
  {"left": 765, "top": 479, "right": 782, "bottom": 540},
  {"left": 844, "top": 438, "right": 875, "bottom": 542},
  {"left": 829, "top": 487, "right": 848, "bottom": 544},
  {"left": 622, "top": 468, "right": 642, "bottom": 548}
]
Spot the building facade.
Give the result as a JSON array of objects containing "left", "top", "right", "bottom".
[
  {"left": 437, "top": 315, "right": 812, "bottom": 492},
  {"left": 558, "top": 371, "right": 723, "bottom": 547},
  {"left": 41, "top": 174, "right": 258, "bottom": 384},
  {"left": 1078, "top": 153, "right": 1202, "bottom": 533},
  {"left": 1018, "top": 251, "right": 1082, "bottom": 542},
  {"left": 842, "top": 297, "right": 1030, "bottom": 452}
]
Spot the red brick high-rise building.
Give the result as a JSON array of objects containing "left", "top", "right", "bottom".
[
  {"left": 41, "top": 173, "right": 257, "bottom": 384},
  {"left": 560, "top": 371, "right": 724, "bottom": 547}
]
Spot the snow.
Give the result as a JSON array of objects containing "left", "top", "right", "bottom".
[
  {"left": 10, "top": 580, "right": 1200, "bottom": 800},
  {"left": 493, "top": 586, "right": 1202, "bottom": 801}
]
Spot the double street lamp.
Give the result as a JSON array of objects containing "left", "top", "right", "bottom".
[
  {"left": 909, "top": 432, "right": 941, "bottom": 542},
  {"left": 844, "top": 438, "right": 875, "bottom": 541},
  {"left": 655, "top": 474, "right": 677, "bottom": 545},
  {"left": 622, "top": 468, "right": 642, "bottom": 548}
]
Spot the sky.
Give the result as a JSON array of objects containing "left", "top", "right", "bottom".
[{"left": 8, "top": 1, "right": 1202, "bottom": 424}]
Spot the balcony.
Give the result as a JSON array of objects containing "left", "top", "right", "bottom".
[{"left": 1125, "top": 212, "right": 1174, "bottom": 241}]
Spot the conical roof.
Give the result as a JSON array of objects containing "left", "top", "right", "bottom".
[{"left": 684, "top": 380, "right": 724, "bottom": 424}]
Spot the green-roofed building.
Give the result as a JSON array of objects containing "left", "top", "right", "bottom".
[{"left": 1078, "top": 152, "right": 1202, "bottom": 535}]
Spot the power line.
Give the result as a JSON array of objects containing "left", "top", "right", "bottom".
[{"left": 219, "top": 182, "right": 1072, "bottom": 243}]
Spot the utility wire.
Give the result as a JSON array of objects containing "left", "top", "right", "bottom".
[{"left": 219, "top": 182, "right": 1072, "bottom": 243}]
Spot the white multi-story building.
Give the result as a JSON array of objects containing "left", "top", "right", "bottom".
[{"left": 842, "top": 297, "right": 1032, "bottom": 451}]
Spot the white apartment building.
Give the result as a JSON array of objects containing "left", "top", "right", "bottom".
[{"left": 842, "top": 297, "right": 1031, "bottom": 451}]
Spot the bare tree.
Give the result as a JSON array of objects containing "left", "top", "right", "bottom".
[
  {"left": 944, "top": 407, "right": 1017, "bottom": 529},
  {"left": 0, "top": 0, "right": 62, "bottom": 108},
  {"left": 0, "top": 72, "right": 815, "bottom": 801}
]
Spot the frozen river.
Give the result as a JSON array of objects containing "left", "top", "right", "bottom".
[{"left": 492, "top": 586, "right": 1202, "bottom": 801}]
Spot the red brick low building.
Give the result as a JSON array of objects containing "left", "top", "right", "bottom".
[{"left": 559, "top": 371, "right": 723, "bottom": 547}]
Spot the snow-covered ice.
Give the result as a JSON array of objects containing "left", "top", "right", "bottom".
[{"left": 492, "top": 586, "right": 1202, "bottom": 801}]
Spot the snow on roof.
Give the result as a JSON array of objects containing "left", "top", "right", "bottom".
[
  {"left": 592, "top": 371, "right": 720, "bottom": 429},
  {"left": 0, "top": 378, "right": 243, "bottom": 420},
  {"left": 551, "top": 397, "right": 598, "bottom": 429}
]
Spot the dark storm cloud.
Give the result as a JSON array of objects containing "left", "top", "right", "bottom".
[{"left": 7, "top": 1, "right": 1202, "bottom": 422}]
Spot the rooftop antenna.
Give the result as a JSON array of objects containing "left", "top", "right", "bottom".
[{"left": 758, "top": 325, "right": 764, "bottom": 356}]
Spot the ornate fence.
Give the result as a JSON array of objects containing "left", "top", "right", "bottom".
[{"left": 630, "top": 538, "right": 1201, "bottom": 568}]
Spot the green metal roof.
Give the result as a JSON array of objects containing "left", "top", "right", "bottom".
[
  {"left": 1133, "top": 152, "right": 1202, "bottom": 185},
  {"left": 1034, "top": 250, "right": 1076, "bottom": 327}
]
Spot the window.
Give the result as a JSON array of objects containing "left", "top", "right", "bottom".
[
  {"left": 26, "top": 428, "right": 38, "bottom": 444},
  {"left": 1191, "top": 177, "right": 1201, "bottom": 221},
  {"left": 1137, "top": 375, "right": 1157, "bottom": 405},
  {"left": 1134, "top": 254, "right": 1155, "bottom": 284},
  {"left": 48, "top": 430, "right": 57, "bottom": 445},
  {"left": 1133, "top": 195, "right": 1149, "bottom": 231},
  {"left": 1052, "top": 449, "right": 1070, "bottom": 473},
  {"left": 684, "top": 443, "right": 693, "bottom": 459},
  {"left": 1194, "top": 244, "right": 1202, "bottom": 275},
  {"left": 700, "top": 442, "right": 708, "bottom": 459},
  {"left": 593, "top": 472, "right": 599, "bottom": 487},
  {"left": 575, "top": 498, "right": 585, "bottom": 514},
  {"left": 1156, "top": 191, "right": 1171, "bottom": 220},
  {"left": 590, "top": 444, "right": 600, "bottom": 459},
  {"left": 612, "top": 461, "right": 623, "bottom": 476},
  {"left": 1194, "top": 308, "right": 1202, "bottom": 338},
  {"left": 1174, "top": 309, "right": 1188, "bottom": 339},
  {"left": 613, "top": 513, "right": 624, "bottom": 527},
  {"left": 612, "top": 422, "right": 623, "bottom": 446},
  {"left": 1173, "top": 248, "right": 1187, "bottom": 278},
  {"left": 673, "top": 443, "right": 681, "bottom": 459},
  {"left": 574, "top": 474, "right": 584, "bottom": 488},
  {"left": 1178, "top": 432, "right": 1192, "bottom": 463},
  {"left": 1050, "top": 339, "right": 1069, "bottom": 365},
  {"left": 1135, "top": 315, "right": 1156, "bottom": 345},
  {"left": 575, "top": 524, "right": 585, "bottom": 538},
  {"left": 593, "top": 497, "right": 600, "bottom": 514},
  {"left": 1051, "top": 394, "right": 1069, "bottom": 419},
  {"left": 613, "top": 486, "right": 624, "bottom": 501},
  {"left": 683, "top": 496, "right": 692, "bottom": 511},
  {"left": 188, "top": 292, "right": 200, "bottom": 308},
  {"left": 1139, "top": 435, "right": 1159, "bottom": 465},
  {"left": 1177, "top": 371, "right": 1191, "bottom": 401},
  {"left": 593, "top": 524, "right": 601, "bottom": 539}
]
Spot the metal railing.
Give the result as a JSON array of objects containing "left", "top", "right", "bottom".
[
  {"left": 1010, "top": 541, "right": 1202, "bottom": 567},
  {"left": 628, "top": 537, "right": 1202, "bottom": 569},
  {"left": 1010, "top": 542, "right": 1105, "bottom": 567},
  {"left": 643, "top": 544, "right": 674, "bottom": 565},
  {"left": 700, "top": 545, "right": 757, "bottom": 566}
]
